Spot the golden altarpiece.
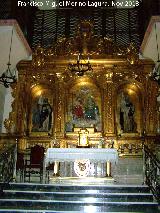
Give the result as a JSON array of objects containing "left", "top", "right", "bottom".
[{"left": 4, "top": 21, "right": 159, "bottom": 155}]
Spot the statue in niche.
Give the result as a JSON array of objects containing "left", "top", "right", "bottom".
[
  {"left": 119, "top": 93, "right": 137, "bottom": 133},
  {"left": 32, "top": 95, "right": 52, "bottom": 132}
]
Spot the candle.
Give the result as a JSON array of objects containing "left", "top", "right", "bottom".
[
  {"left": 54, "top": 161, "right": 59, "bottom": 174},
  {"left": 106, "top": 161, "right": 111, "bottom": 177}
]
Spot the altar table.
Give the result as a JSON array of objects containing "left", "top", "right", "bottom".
[{"left": 45, "top": 148, "right": 118, "bottom": 178}]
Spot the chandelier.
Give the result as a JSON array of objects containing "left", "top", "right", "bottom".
[
  {"left": 0, "top": 28, "right": 17, "bottom": 88},
  {"left": 68, "top": 54, "right": 93, "bottom": 76},
  {"left": 150, "top": 22, "right": 160, "bottom": 85}
]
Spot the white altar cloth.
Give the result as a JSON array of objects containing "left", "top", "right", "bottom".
[{"left": 45, "top": 148, "right": 118, "bottom": 166}]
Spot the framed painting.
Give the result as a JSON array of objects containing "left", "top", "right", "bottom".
[
  {"left": 31, "top": 92, "right": 53, "bottom": 136},
  {"left": 65, "top": 84, "right": 102, "bottom": 132}
]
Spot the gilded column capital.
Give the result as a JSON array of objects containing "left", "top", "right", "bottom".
[{"left": 95, "top": 66, "right": 114, "bottom": 88}]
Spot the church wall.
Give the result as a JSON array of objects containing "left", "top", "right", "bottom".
[
  {"left": 0, "top": 85, "right": 15, "bottom": 134},
  {"left": 2, "top": 88, "right": 14, "bottom": 133},
  {"left": 0, "top": 21, "right": 32, "bottom": 135},
  {"left": 0, "top": 86, "right": 6, "bottom": 133}
]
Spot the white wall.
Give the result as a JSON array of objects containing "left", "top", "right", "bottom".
[
  {"left": 0, "top": 85, "right": 6, "bottom": 132},
  {"left": 141, "top": 16, "right": 160, "bottom": 63},
  {"left": 0, "top": 20, "right": 32, "bottom": 133}
]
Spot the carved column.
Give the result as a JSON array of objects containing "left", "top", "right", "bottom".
[
  {"left": 15, "top": 73, "right": 27, "bottom": 136},
  {"left": 141, "top": 64, "right": 159, "bottom": 134},
  {"left": 145, "top": 79, "right": 159, "bottom": 134},
  {"left": 102, "top": 72, "right": 115, "bottom": 136},
  {"left": 54, "top": 73, "right": 65, "bottom": 138},
  {"left": 15, "top": 62, "right": 32, "bottom": 136}
]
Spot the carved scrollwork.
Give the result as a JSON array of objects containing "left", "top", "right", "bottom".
[
  {"left": 32, "top": 44, "right": 45, "bottom": 67},
  {"left": 97, "top": 37, "right": 117, "bottom": 55},
  {"left": 4, "top": 83, "right": 17, "bottom": 133},
  {"left": 31, "top": 21, "right": 139, "bottom": 62},
  {"left": 126, "top": 42, "right": 139, "bottom": 65},
  {"left": 4, "top": 117, "right": 14, "bottom": 133}
]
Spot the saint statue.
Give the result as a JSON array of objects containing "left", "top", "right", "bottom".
[
  {"left": 39, "top": 98, "right": 52, "bottom": 131},
  {"left": 119, "top": 93, "right": 137, "bottom": 133},
  {"left": 32, "top": 96, "right": 52, "bottom": 132}
]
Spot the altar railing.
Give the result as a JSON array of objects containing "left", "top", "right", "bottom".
[
  {"left": 143, "top": 144, "right": 160, "bottom": 203},
  {"left": 0, "top": 143, "right": 17, "bottom": 183}
]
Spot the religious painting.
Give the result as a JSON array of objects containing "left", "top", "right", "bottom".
[
  {"left": 117, "top": 91, "right": 138, "bottom": 134},
  {"left": 65, "top": 84, "right": 101, "bottom": 132},
  {"left": 31, "top": 93, "right": 53, "bottom": 134}
]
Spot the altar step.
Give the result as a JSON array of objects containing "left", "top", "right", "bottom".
[{"left": 0, "top": 183, "right": 159, "bottom": 212}]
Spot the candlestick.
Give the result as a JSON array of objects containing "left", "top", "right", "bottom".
[
  {"left": 54, "top": 161, "right": 59, "bottom": 175},
  {"left": 106, "top": 161, "right": 111, "bottom": 177}
]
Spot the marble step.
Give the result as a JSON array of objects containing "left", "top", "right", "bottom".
[
  {"left": 0, "top": 183, "right": 159, "bottom": 212},
  {"left": 6, "top": 183, "right": 151, "bottom": 193},
  {"left": 0, "top": 211, "right": 155, "bottom": 213},
  {"left": 3, "top": 190, "right": 154, "bottom": 202},
  {"left": 0, "top": 199, "right": 159, "bottom": 212}
]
